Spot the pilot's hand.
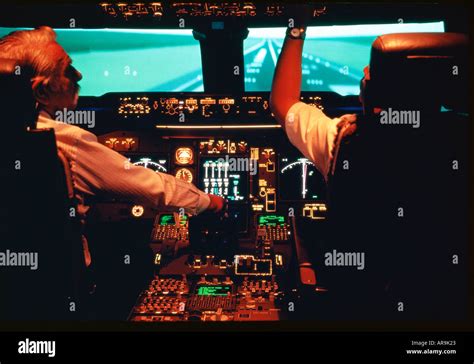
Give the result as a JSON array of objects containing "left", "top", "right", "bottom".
[{"left": 206, "top": 194, "right": 226, "bottom": 213}]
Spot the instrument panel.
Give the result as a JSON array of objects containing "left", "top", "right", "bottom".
[
  {"left": 98, "top": 2, "right": 327, "bottom": 21},
  {"left": 115, "top": 93, "right": 329, "bottom": 123},
  {"left": 79, "top": 92, "right": 361, "bottom": 129},
  {"left": 94, "top": 92, "right": 330, "bottom": 322},
  {"left": 98, "top": 133, "right": 328, "bottom": 225}
]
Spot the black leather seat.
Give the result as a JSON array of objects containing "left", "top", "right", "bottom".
[
  {"left": 365, "top": 32, "right": 468, "bottom": 112},
  {"left": 0, "top": 59, "right": 85, "bottom": 320},
  {"left": 325, "top": 33, "right": 469, "bottom": 319}
]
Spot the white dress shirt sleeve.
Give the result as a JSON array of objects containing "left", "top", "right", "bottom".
[
  {"left": 284, "top": 102, "right": 340, "bottom": 181},
  {"left": 72, "top": 130, "right": 210, "bottom": 215}
]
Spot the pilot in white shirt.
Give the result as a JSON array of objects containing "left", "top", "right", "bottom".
[
  {"left": 270, "top": 25, "right": 358, "bottom": 180},
  {"left": 0, "top": 26, "right": 224, "bottom": 266},
  {"left": 0, "top": 26, "right": 223, "bottom": 215},
  {"left": 283, "top": 102, "right": 342, "bottom": 181},
  {"left": 37, "top": 110, "right": 212, "bottom": 217}
]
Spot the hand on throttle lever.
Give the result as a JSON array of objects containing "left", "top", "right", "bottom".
[{"left": 206, "top": 194, "right": 226, "bottom": 213}]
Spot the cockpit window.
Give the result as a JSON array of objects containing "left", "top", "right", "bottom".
[
  {"left": 0, "top": 28, "right": 204, "bottom": 96},
  {"left": 244, "top": 21, "right": 445, "bottom": 95}
]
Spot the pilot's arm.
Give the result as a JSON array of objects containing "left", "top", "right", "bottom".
[
  {"left": 270, "top": 25, "right": 340, "bottom": 181},
  {"left": 75, "top": 131, "right": 215, "bottom": 214},
  {"left": 50, "top": 121, "right": 222, "bottom": 215}
]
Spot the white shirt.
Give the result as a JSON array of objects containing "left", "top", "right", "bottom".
[
  {"left": 36, "top": 113, "right": 210, "bottom": 216},
  {"left": 284, "top": 102, "right": 343, "bottom": 181}
]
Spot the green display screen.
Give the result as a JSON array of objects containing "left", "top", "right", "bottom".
[
  {"left": 197, "top": 285, "right": 231, "bottom": 296},
  {"left": 159, "top": 214, "right": 188, "bottom": 226},
  {"left": 0, "top": 28, "right": 204, "bottom": 96},
  {"left": 258, "top": 215, "right": 285, "bottom": 226},
  {"left": 159, "top": 214, "right": 174, "bottom": 226},
  {"left": 244, "top": 22, "right": 445, "bottom": 95}
]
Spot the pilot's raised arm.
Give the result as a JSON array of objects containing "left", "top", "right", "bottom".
[{"left": 270, "top": 12, "right": 347, "bottom": 181}]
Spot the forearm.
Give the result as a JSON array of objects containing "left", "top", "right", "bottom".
[
  {"left": 149, "top": 172, "right": 211, "bottom": 215},
  {"left": 73, "top": 132, "right": 210, "bottom": 215},
  {"left": 270, "top": 36, "right": 304, "bottom": 127}
]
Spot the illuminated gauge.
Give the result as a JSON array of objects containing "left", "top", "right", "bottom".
[
  {"left": 216, "top": 140, "right": 226, "bottom": 152},
  {"left": 105, "top": 138, "right": 120, "bottom": 150},
  {"left": 132, "top": 157, "right": 167, "bottom": 173},
  {"left": 131, "top": 205, "right": 144, "bottom": 218},
  {"left": 175, "top": 147, "right": 194, "bottom": 165},
  {"left": 122, "top": 138, "right": 136, "bottom": 151},
  {"left": 262, "top": 148, "right": 275, "bottom": 160},
  {"left": 238, "top": 141, "right": 248, "bottom": 153},
  {"left": 175, "top": 168, "right": 193, "bottom": 183},
  {"left": 280, "top": 158, "right": 318, "bottom": 200}
]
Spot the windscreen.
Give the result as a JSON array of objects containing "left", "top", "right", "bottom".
[
  {"left": 244, "top": 21, "right": 445, "bottom": 95},
  {"left": 0, "top": 28, "right": 204, "bottom": 96}
]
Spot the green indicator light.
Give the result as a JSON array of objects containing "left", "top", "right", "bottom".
[
  {"left": 197, "top": 286, "right": 230, "bottom": 296},
  {"left": 159, "top": 214, "right": 174, "bottom": 226},
  {"left": 258, "top": 215, "right": 285, "bottom": 226}
]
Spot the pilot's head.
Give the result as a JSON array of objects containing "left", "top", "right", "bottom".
[{"left": 0, "top": 26, "right": 82, "bottom": 116}]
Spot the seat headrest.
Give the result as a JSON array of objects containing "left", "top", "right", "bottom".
[
  {"left": 0, "top": 58, "right": 37, "bottom": 133},
  {"left": 365, "top": 33, "right": 468, "bottom": 112}
]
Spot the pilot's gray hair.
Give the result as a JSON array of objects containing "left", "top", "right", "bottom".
[{"left": 0, "top": 26, "right": 70, "bottom": 93}]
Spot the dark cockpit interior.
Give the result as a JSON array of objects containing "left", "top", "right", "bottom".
[{"left": 0, "top": 2, "right": 469, "bottom": 326}]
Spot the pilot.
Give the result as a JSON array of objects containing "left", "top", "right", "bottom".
[
  {"left": 0, "top": 26, "right": 225, "bottom": 265},
  {"left": 269, "top": 8, "right": 465, "bottom": 320},
  {"left": 269, "top": 10, "right": 379, "bottom": 317}
]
